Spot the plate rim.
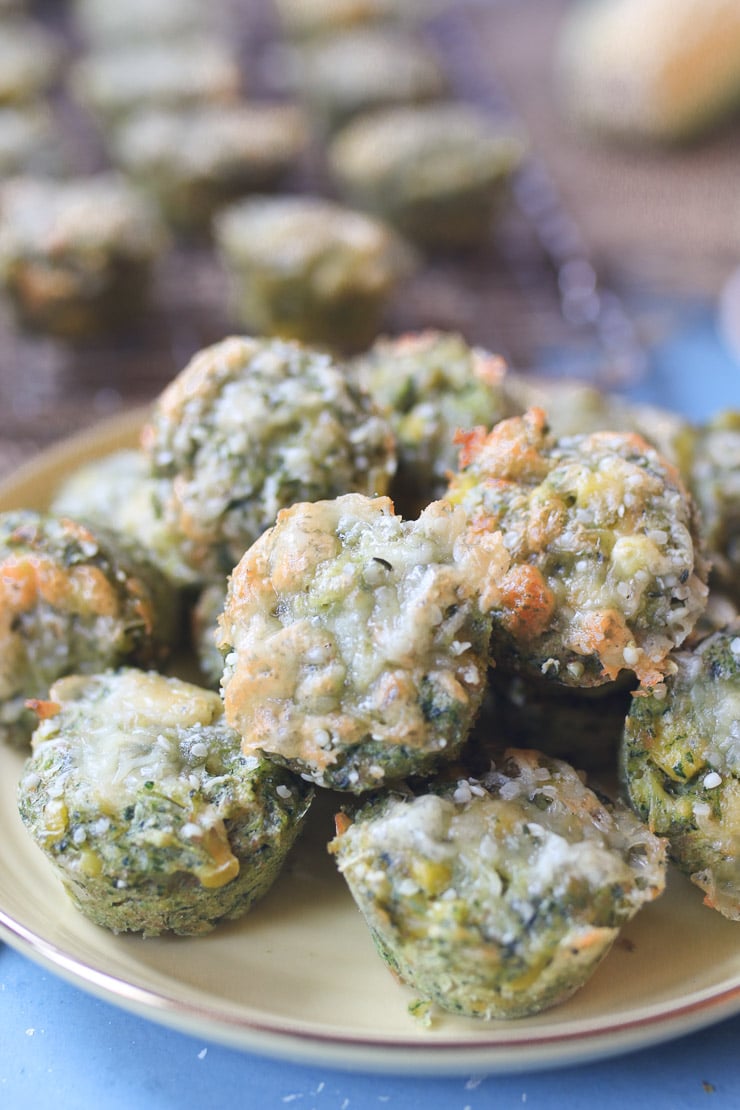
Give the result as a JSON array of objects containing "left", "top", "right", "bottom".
[{"left": 1, "top": 903, "right": 738, "bottom": 1076}]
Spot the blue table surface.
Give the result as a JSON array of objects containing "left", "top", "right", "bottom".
[{"left": 2, "top": 303, "right": 739, "bottom": 1110}]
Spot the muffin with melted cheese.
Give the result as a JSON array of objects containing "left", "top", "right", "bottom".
[
  {"left": 681, "top": 411, "right": 740, "bottom": 605},
  {"left": 17, "top": 668, "right": 313, "bottom": 935},
  {"left": 51, "top": 449, "right": 200, "bottom": 588},
  {"left": 350, "top": 330, "right": 517, "bottom": 515},
  {"left": 446, "top": 407, "right": 708, "bottom": 689},
  {"left": 621, "top": 627, "right": 740, "bottom": 920},
  {"left": 330, "top": 748, "right": 667, "bottom": 1019},
  {"left": 141, "top": 335, "right": 397, "bottom": 580},
  {"left": 219, "top": 493, "right": 509, "bottom": 791},
  {"left": 0, "top": 511, "right": 177, "bottom": 747}
]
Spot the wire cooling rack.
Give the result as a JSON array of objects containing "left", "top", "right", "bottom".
[{"left": 0, "top": 0, "right": 648, "bottom": 478}]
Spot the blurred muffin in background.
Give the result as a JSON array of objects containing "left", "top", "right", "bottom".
[
  {"left": 113, "top": 103, "right": 309, "bottom": 235},
  {"left": 0, "top": 105, "right": 68, "bottom": 177},
  {"left": 556, "top": 0, "right": 740, "bottom": 143},
  {"left": 73, "top": 0, "right": 216, "bottom": 47},
  {"left": 0, "top": 174, "right": 167, "bottom": 338},
  {"left": 0, "top": 18, "right": 63, "bottom": 106},
  {"left": 329, "top": 103, "right": 525, "bottom": 249},
  {"left": 215, "top": 195, "right": 415, "bottom": 351},
  {"left": 70, "top": 39, "right": 242, "bottom": 130},
  {"left": 288, "top": 27, "right": 447, "bottom": 132}
]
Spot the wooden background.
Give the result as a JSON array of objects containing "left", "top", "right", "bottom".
[{"left": 1, "top": 0, "right": 738, "bottom": 484}]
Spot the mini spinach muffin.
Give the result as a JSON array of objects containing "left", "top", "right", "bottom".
[
  {"left": 329, "top": 103, "right": 525, "bottom": 248},
  {"left": 351, "top": 330, "right": 517, "bottom": 515},
  {"left": 681, "top": 411, "right": 740, "bottom": 604},
  {"left": 215, "top": 195, "right": 415, "bottom": 351},
  {"left": 219, "top": 493, "right": 509, "bottom": 791},
  {"left": 0, "top": 18, "right": 62, "bottom": 106},
  {"left": 621, "top": 627, "right": 740, "bottom": 920},
  {"left": 17, "top": 669, "right": 313, "bottom": 935},
  {"left": 0, "top": 105, "right": 67, "bottom": 177},
  {"left": 330, "top": 748, "right": 667, "bottom": 1019},
  {"left": 141, "top": 336, "right": 397, "bottom": 580},
  {"left": 446, "top": 408, "right": 708, "bottom": 689},
  {"left": 290, "top": 27, "right": 447, "bottom": 131},
  {"left": 73, "top": 0, "right": 213, "bottom": 47},
  {"left": 51, "top": 449, "right": 200, "bottom": 588},
  {"left": 71, "top": 39, "right": 242, "bottom": 129},
  {"left": 0, "top": 174, "right": 166, "bottom": 338},
  {"left": 0, "top": 511, "right": 177, "bottom": 746},
  {"left": 113, "top": 103, "right": 309, "bottom": 234}
]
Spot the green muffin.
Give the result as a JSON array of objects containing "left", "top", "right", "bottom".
[
  {"left": 446, "top": 408, "right": 708, "bottom": 689},
  {"left": 350, "top": 330, "right": 517, "bottom": 514},
  {"left": 220, "top": 493, "right": 509, "bottom": 791},
  {"left": 18, "top": 668, "right": 313, "bottom": 935},
  {"left": 331, "top": 748, "right": 667, "bottom": 1018},
  {"left": 141, "top": 335, "right": 397, "bottom": 579},
  {"left": 0, "top": 511, "right": 177, "bottom": 746},
  {"left": 621, "top": 627, "right": 740, "bottom": 921}
]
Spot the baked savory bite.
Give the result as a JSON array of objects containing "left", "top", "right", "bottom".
[
  {"left": 446, "top": 407, "right": 709, "bottom": 689},
  {"left": 0, "top": 511, "right": 177, "bottom": 747},
  {"left": 215, "top": 195, "right": 415, "bottom": 351},
  {"left": 70, "top": 39, "right": 242, "bottom": 129},
  {"left": 141, "top": 335, "right": 397, "bottom": 580},
  {"left": 192, "top": 580, "right": 228, "bottom": 689},
  {"left": 219, "top": 493, "right": 509, "bottom": 791},
  {"left": 289, "top": 27, "right": 446, "bottom": 131},
  {"left": 51, "top": 449, "right": 200, "bottom": 588},
  {"left": 556, "top": 0, "right": 740, "bottom": 144},
  {"left": 0, "top": 173, "right": 166, "bottom": 338},
  {"left": 330, "top": 748, "right": 667, "bottom": 1019},
  {"left": 0, "top": 18, "right": 62, "bottom": 106},
  {"left": 621, "top": 627, "right": 740, "bottom": 921},
  {"left": 113, "top": 103, "right": 309, "bottom": 235},
  {"left": 73, "top": 0, "right": 213, "bottom": 47},
  {"left": 329, "top": 103, "right": 525, "bottom": 248},
  {"left": 0, "top": 105, "right": 67, "bottom": 177},
  {"left": 681, "top": 411, "right": 740, "bottom": 604},
  {"left": 17, "top": 668, "right": 313, "bottom": 935},
  {"left": 350, "top": 331, "right": 517, "bottom": 515}
]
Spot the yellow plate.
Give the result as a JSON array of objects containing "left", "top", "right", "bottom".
[{"left": 0, "top": 410, "right": 738, "bottom": 1075}]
